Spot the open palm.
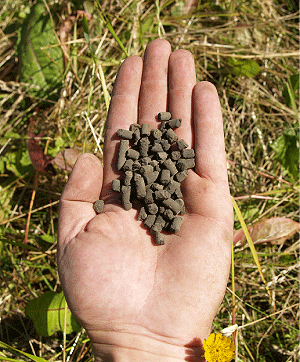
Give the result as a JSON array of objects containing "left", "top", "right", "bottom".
[{"left": 57, "top": 39, "right": 233, "bottom": 361}]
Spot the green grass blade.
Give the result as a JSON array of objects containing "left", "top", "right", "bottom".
[
  {"left": 95, "top": 1, "right": 129, "bottom": 57},
  {"left": 0, "top": 342, "right": 48, "bottom": 362},
  {"left": 232, "top": 197, "right": 271, "bottom": 301}
]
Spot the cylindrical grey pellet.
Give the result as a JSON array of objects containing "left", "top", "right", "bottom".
[
  {"left": 130, "top": 123, "right": 141, "bottom": 131},
  {"left": 144, "top": 170, "right": 159, "bottom": 185},
  {"left": 167, "top": 119, "right": 182, "bottom": 129},
  {"left": 139, "top": 137, "right": 150, "bottom": 157},
  {"left": 170, "top": 216, "right": 183, "bottom": 233},
  {"left": 162, "top": 198, "right": 182, "bottom": 215},
  {"left": 160, "top": 139, "right": 171, "bottom": 151},
  {"left": 154, "top": 189, "right": 171, "bottom": 201},
  {"left": 157, "top": 152, "right": 168, "bottom": 162},
  {"left": 138, "top": 207, "right": 148, "bottom": 221},
  {"left": 140, "top": 156, "right": 151, "bottom": 165},
  {"left": 122, "top": 158, "right": 134, "bottom": 171},
  {"left": 151, "top": 183, "right": 164, "bottom": 191},
  {"left": 117, "top": 140, "right": 129, "bottom": 170},
  {"left": 127, "top": 148, "right": 140, "bottom": 160},
  {"left": 164, "top": 208, "right": 175, "bottom": 220},
  {"left": 141, "top": 123, "right": 151, "bottom": 136},
  {"left": 177, "top": 139, "right": 189, "bottom": 150},
  {"left": 147, "top": 203, "right": 159, "bottom": 215},
  {"left": 174, "top": 187, "right": 183, "bottom": 199},
  {"left": 181, "top": 149, "right": 195, "bottom": 158},
  {"left": 164, "top": 180, "right": 180, "bottom": 194},
  {"left": 151, "top": 215, "right": 166, "bottom": 232},
  {"left": 132, "top": 160, "right": 141, "bottom": 172},
  {"left": 145, "top": 188, "right": 154, "bottom": 204},
  {"left": 163, "top": 159, "right": 178, "bottom": 176},
  {"left": 158, "top": 112, "right": 172, "bottom": 121},
  {"left": 165, "top": 128, "right": 178, "bottom": 143},
  {"left": 171, "top": 151, "right": 181, "bottom": 161},
  {"left": 151, "top": 143, "right": 163, "bottom": 153},
  {"left": 134, "top": 174, "right": 146, "bottom": 199},
  {"left": 94, "top": 199, "right": 104, "bottom": 214},
  {"left": 121, "top": 185, "right": 132, "bottom": 210},
  {"left": 154, "top": 232, "right": 165, "bottom": 245},
  {"left": 177, "top": 158, "right": 195, "bottom": 171},
  {"left": 112, "top": 179, "right": 121, "bottom": 192},
  {"left": 144, "top": 214, "right": 156, "bottom": 228},
  {"left": 117, "top": 129, "right": 133, "bottom": 140},
  {"left": 140, "top": 164, "right": 154, "bottom": 176},
  {"left": 174, "top": 170, "right": 188, "bottom": 183},
  {"left": 160, "top": 169, "right": 171, "bottom": 185},
  {"left": 124, "top": 170, "right": 133, "bottom": 185},
  {"left": 150, "top": 128, "right": 162, "bottom": 139}
]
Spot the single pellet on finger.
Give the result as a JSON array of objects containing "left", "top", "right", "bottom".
[
  {"left": 177, "top": 139, "right": 189, "bottom": 150},
  {"left": 94, "top": 199, "right": 104, "bottom": 214},
  {"left": 174, "top": 170, "right": 188, "bottom": 183},
  {"left": 167, "top": 119, "right": 182, "bottom": 129},
  {"left": 181, "top": 149, "right": 195, "bottom": 158},
  {"left": 177, "top": 158, "right": 195, "bottom": 171},
  {"left": 139, "top": 137, "right": 150, "bottom": 157},
  {"left": 154, "top": 231, "right": 165, "bottom": 245},
  {"left": 158, "top": 112, "right": 172, "bottom": 121},
  {"left": 121, "top": 185, "right": 132, "bottom": 210},
  {"left": 144, "top": 214, "right": 156, "bottom": 229},
  {"left": 117, "top": 129, "right": 133, "bottom": 140},
  {"left": 162, "top": 198, "right": 182, "bottom": 215},
  {"left": 165, "top": 128, "right": 178, "bottom": 143},
  {"left": 170, "top": 216, "right": 183, "bottom": 233},
  {"left": 141, "top": 123, "right": 151, "bottom": 136},
  {"left": 112, "top": 179, "right": 121, "bottom": 192},
  {"left": 138, "top": 206, "right": 148, "bottom": 221},
  {"left": 117, "top": 139, "right": 129, "bottom": 170}
]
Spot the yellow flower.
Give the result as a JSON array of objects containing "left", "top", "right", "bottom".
[{"left": 203, "top": 333, "right": 235, "bottom": 362}]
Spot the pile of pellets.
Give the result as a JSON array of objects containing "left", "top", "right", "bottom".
[{"left": 95, "top": 112, "right": 195, "bottom": 245}]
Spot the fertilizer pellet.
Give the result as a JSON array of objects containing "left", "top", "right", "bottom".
[
  {"left": 112, "top": 111, "right": 195, "bottom": 244},
  {"left": 94, "top": 199, "right": 104, "bottom": 214},
  {"left": 118, "top": 140, "right": 129, "bottom": 170},
  {"left": 158, "top": 112, "right": 172, "bottom": 121}
]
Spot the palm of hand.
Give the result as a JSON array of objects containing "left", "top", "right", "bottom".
[{"left": 58, "top": 40, "right": 233, "bottom": 349}]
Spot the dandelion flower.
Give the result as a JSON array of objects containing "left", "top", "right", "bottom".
[{"left": 203, "top": 333, "right": 235, "bottom": 362}]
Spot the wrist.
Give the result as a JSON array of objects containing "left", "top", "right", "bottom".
[{"left": 89, "top": 330, "right": 206, "bottom": 362}]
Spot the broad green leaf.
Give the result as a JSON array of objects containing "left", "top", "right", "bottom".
[
  {"left": 25, "top": 291, "right": 81, "bottom": 336},
  {"left": 0, "top": 341, "right": 48, "bottom": 362},
  {"left": 228, "top": 58, "right": 260, "bottom": 78},
  {"left": 17, "top": 1, "right": 63, "bottom": 101},
  {"left": 271, "top": 133, "right": 299, "bottom": 180}
]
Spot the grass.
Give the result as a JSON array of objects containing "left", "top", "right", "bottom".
[{"left": 0, "top": 0, "right": 299, "bottom": 361}]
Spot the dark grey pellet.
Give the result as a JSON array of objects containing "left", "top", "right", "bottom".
[
  {"left": 145, "top": 188, "right": 154, "bottom": 204},
  {"left": 159, "top": 206, "right": 166, "bottom": 214},
  {"left": 160, "top": 169, "right": 171, "bottom": 185},
  {"left": 132, "top": 160, "right": 141, "bottom": 171},
  {"left": 150, "top": 128, "right": 162, "bottom": 139},
  {"left": 165, "top": 128, "right": 178, "bottom": 143},
  {"left": 151, "top": 183, "right": 164, "bottom": 191},
  {"left": 140, "top": 156, "right": 151, "bottom": 165},
  {"left": 144, "top": 170, "right": 159, "bottom": 185},
  {"left": 151, "top": 143, "right": 164, "bottom": 153},
  {"left": 117, "top": 140, "right": 129, "bottom": 171},
  {"left": 154, "top": 232, "right": 165, "bottom": 245},
  {"left": 154, "top": 189, "right": 171, "bottom": 201},
  {"left": 181, "top": 149, "right": 195, "bottom": 158},
  {"left": 94, "top": 199, "right": 104, "bottom": 214},
  {"left": 122, "top": 158, "right": 134, "bottom": 171},
  {"left": 162, "top": 198, "right": 182, "bottom": 215},
  {"left": 167, "top": 119, "right": 182, "bottom": 129},
  {"left": 170, "top": 216, "right": 183, "bottom": 233},
  {"left": 130, "top": 123, "right": 141, "bottom": 131},
  {"left": 176, "top": 139, "right": 189, "bottom": 150},
  {"left": 134, "top": 174, "right": 146, "bottom": 199},
  {"left": 158, "top": 112, "right": 172, "bottom": 121},
  {"left": 138, "top": 207, "right": 148, "bottom": 221},
  {"left": 127, "top": 148, "right": 140, "bottom": 160},
  {"left": 139, "top": 137, "right": 150, "bottom": 157},
  {"left": 157, "top": 152, "right": 168, "bottom": 162},
  {"left": 140, "top": 164, "right": 154, "bottom": 176},
  {"left": 141, "top": 123, "right": 151, "bottom": 136},
  {"left": 164, "top": 180, "right": 180, "bottom": 194},
  {"left": 144, "top": 214, "right": 156, "bottom": 228},
  {"left": 123, "top": 171, "right": 133, "bottom": 186},
  {"left": 117, "top": 129, "right": 133, "bottom": 140},
  {"left": 147, "top": 203, "right": 159, "bottom": 215},
  {"left": 170, "top": 151, "right": 181, "bottom": 161},
  {"left": 151, "top": 215, "right": 166, "bottom": 232},
  {"left": 160, "top": 139, "right": 171, "bottom": 151},
  {"left": 163, "top": 159, "right": 178, "bottom": 176},
  {"left": 164, "top": 208, "right": 175, "bottom": 220},
  {"left": 177, "top": 158, "right": 195, "bottom": 171},
  {"left": 174, "top": 187, "right": 183, "bottom": 199},
  {"left": 121, "top": 185, "right": 132, "bottom": 210},
  {"left": 174, "top": 170, "right": 189, "bottom": 182},
  {"left": 112, "top": 179, "right": 121, "bottom": 192}
]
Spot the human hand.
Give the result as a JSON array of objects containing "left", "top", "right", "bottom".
[{"left": 57, "top": 39, "right": 233, "bottom": 362}]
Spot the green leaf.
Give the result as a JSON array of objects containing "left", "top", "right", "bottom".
[
  {"left": 17, "top": 1, "right": 63, "bottom": 101},
  {"left": 25, "top": 291, "right": 81, "bottom": 336},
  {"left": 228, "top": 58, "right": 261, "bottom": 78},
  {"left": 271, "top": 133, "right": 299, "bottom": 180},
  {"left": 283, "top": 73, "right": 299, "bottom": 108},
  {"left": 0, "top": 341, "right": 48, "bottom": 362}
]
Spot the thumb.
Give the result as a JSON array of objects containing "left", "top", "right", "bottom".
[{"left": 58, "top": 153, "right": 103, "bottom": 249}]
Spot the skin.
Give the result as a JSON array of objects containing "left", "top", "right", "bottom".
[{"left": 57, "top": 39, "right": 233, "bottom": 362}]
